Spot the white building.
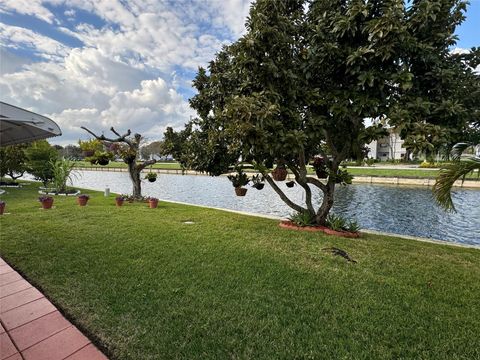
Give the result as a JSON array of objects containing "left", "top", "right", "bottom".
[{"left": 367, "top": 129, "right": 406, "bottom": 161}]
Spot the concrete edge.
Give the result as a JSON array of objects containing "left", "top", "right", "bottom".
[{"left": 157, "top": 198, "right": 480, "bottom": 250}]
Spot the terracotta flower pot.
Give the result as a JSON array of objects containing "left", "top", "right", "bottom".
[
  {"left": 0, "top": 203, "right": 5, "bottom": 215},
  {"left": 115, "top": 199, "right": 124, "bottom": 207},
  {"left": 149, "top": 199, "right": 159, "bottom": 208},
  {"left": 272, "top": 167, "right": 287, "bottom": 181},
  {"left": 235, "top": 187, "right": 248, "bottom": 196},
  {"left": 41, "top": 198, "right": 54, "bottom": 209},
  {"left": 77, "top": 197, "right": 88, "bottom": 206}
]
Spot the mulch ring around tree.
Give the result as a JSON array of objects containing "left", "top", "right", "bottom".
[{"left": 279, "top": 221, "right": 360, "bottom": 239}]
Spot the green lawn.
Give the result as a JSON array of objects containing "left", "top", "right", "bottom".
[{"left": 1, "top": 185, "right": 479, "bottom": 359}]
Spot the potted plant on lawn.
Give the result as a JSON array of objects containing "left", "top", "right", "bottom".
[
  {"left": 38, "top": 196, "right": 54, "bottom": 209},
  {"left": 147, "top": 197, "right": 159, "bottom": 208},
  {"left": 77, "top": 194, "right": 90, "bottom": 206},
  {"left": 115, "top": 195, "right": 125, "bottom": 207},
  {"left": 227, "top": 168, "right": 250, "bottom": 196},
  {"left": 145, "top": 172, "right": 157, "bottom": 183},
  {"left": 251, "top": 174, "right": 265, "bottom": 190},
  {"left": 271, "top": 164, "right": 288, "bottom": 181},
  {"left": 0, "top": 200, "right": 5, "bottom": 215}
]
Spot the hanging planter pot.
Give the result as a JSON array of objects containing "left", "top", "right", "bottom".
[
  {"left": 315, "top": 169, "right": 328, "bottom": 179},
  {"left": 272, "top": 166, "right": 287, "bottom": 181},
  {"left": 145, "top": 172, "right": 157, "bottom": 182},
  {"left": 235, "top": 187, "right": 248, "bottom": 196},
  {"left": 97, "top": 158, "right": 109, "bottom": 166},
  {"left": 286, "top": 181, "right": 295, "bottom": 188},
  {"left": 252, "top": 183, "right": 265, "bottom": 190}
]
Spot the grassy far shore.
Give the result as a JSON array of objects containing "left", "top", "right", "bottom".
[
  {"left": 1, "top": 185, "right": 479, "bottom": 359},
  {"left": 73, "top": 160, "right": 478, "bottom": 180}
]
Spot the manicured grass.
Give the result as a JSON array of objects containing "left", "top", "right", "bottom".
[{"left": 1, "top": 185, "right": 479, "bottom": 359}]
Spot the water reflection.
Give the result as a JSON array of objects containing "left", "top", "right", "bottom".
[{"left": 70, "top": 171, "right": 480, "bottom": 245}]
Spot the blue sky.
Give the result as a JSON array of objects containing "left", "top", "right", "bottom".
[{"left": 0, "top": 0, "right": 478, "bottom": 145}]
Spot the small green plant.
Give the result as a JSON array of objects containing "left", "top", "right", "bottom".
[
  {"left": 289, "top": 211, "right": 315, "bottom": 227},
  {"left": 227, "top": 168, "right": 250, "bottom": 188},
  {"left": 326, "top": 213, "right": 347, "bottom": 231},
  {"left": 49, "top": 158, "right": 77, "bottom": 194},
  {"left": 326, "top": 213, "right": 360, "bottom": 233},
  {"left": 346, "top": 220, "right": 361, "bottom": 233}
]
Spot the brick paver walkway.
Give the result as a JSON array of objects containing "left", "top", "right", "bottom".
[{"left": 0, "top": 258, "right": 108, "bottom": 360}]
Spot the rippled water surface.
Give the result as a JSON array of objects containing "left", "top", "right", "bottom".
[{"left": 71, "top": 171, "right": 480, "bottom": 246}]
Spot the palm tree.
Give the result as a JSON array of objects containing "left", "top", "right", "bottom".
[{"left": 433, "top": 143, "right": 480, "bottom": 211}]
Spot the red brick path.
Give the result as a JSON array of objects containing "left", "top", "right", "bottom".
[{"left": 0, "top": 258, "right": 108, "bottom": 360}]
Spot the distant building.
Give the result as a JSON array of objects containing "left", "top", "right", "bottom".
[{"left": 367, "top": 129, "right": 406, "bottom": 161}]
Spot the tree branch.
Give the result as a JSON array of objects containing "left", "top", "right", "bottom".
[
  {"left": 264, "top": 175, "right": 306, "bottom": 214},
  {"left": 81, "top": 126, "right": 132, "bottom": 146},
  {"left": 287, "top": 161, "right": 315, "bottom": 214},
  {"left": 306, "top": 176, "right": 327, "bottom": 193},
  {"left": 137, "top": 159, "right": 158, "bottom": 171}
]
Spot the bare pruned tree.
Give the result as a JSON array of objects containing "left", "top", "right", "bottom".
[{"left": 81, "top": 126, "right": 157, "bottom": 199}]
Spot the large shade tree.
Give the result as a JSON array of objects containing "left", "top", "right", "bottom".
[{"left": 165, "top": 0, "right": 478, "bottom": 225}]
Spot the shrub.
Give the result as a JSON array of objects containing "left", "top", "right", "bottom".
[{"left": 289, "top": 212, "right": 315, "bottom": 227}]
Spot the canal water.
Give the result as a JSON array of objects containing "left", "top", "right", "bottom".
[{"left": 70, "top": 171, "right": 480, "bottom": 246}]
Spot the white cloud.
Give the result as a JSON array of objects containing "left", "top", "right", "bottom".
[
  {"left": 0, "top": 0, "right": 56, "bottom": 24},
  {"left": 0, "top": 23, "right": 70, "bottom": 61},
  {"left": 0, "top": 0, "right": 253, "bottom": 144}
]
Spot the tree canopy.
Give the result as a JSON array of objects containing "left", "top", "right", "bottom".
[{"left": 164, "top": 0, "right": 479, "bottom": 225}]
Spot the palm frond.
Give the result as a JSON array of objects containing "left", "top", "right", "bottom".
[
  {"left": 433, "top": 160, "right": 480, "bottom": 211},
  {"left": 450, "top": 143, "right": 472, "bottom": 161}
]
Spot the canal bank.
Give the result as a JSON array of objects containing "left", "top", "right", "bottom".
[{"left": 74, "top": 166, "right": 480, "bottom": 188}]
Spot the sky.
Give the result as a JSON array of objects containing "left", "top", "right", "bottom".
[{"left": 0, "top": 0, "right": 479, "bottom": 145}]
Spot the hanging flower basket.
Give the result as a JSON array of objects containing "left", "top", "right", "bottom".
[
  {"left": 286, "top": 181, "right": 295, "bottom": 188},
  {"left": 97, "top": 158, "right": 109, "bottom": 166},
  {"left": 235, "top": 187, "right": 248, "bottom": 196},
  {"left": 145, "top": 172, "right": 157, "bottom": 182},
  {"left": 272, "top": 166, "right": 287, "bottom": 181}
]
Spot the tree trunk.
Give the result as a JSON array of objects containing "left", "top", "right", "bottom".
[
  {"left": 127, "top": 161, "right": 142, "bottom": 199},
  {"left": 314, "top": 180, "right": 335, "bottom": 225}
]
